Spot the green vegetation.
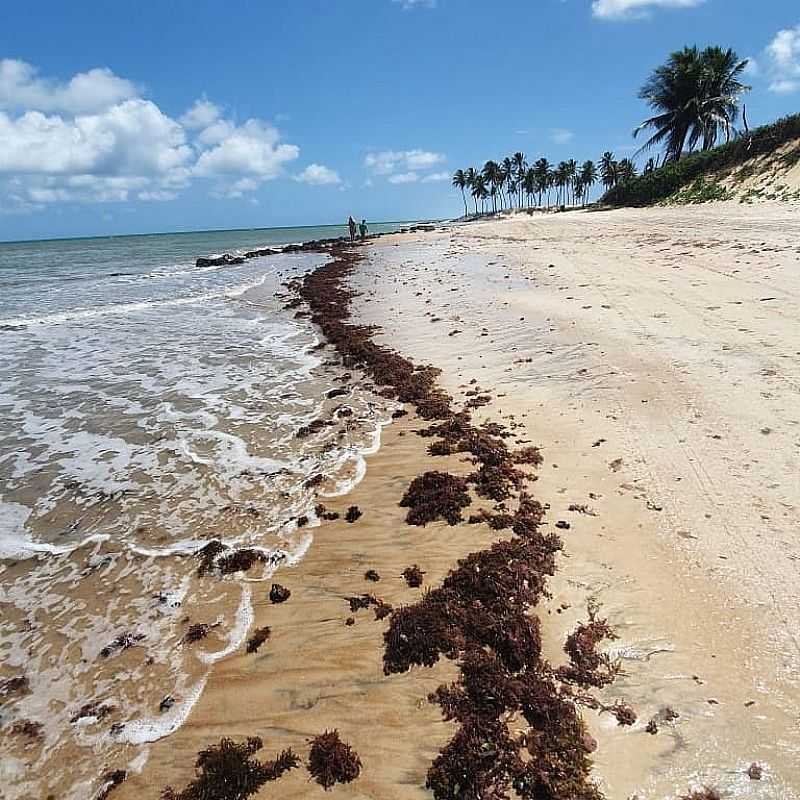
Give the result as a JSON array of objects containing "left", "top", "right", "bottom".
[
  {"left": 453, "top": 44, "right": 800, "bottom": 213},
  {"left": 603, "top": 113, "right": 800, "bottom": 206}
]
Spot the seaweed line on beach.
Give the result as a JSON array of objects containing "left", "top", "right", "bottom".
[{"left": 292, "top": 239, "right": 638, "bottom": 799}]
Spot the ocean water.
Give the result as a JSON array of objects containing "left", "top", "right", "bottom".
[{"left": 0, "top": 223, "right": 404, "bottom": 798}]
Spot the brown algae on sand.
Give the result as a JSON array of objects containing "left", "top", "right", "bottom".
[{"left": 307, "top": 730, "right": 362, "bottom": 790}]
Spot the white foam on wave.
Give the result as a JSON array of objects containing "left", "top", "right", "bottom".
[
  {"left": 115, "top": 676, "right": 208, "bottom": 745},
  {"left": 198, "top": 584, "right": 253, "bottom": 664}
]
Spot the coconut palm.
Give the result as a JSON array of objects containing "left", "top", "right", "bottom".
[
  {"left": 465, "top": 167, "right": 478, "bottom": 214},
  {"left": 502, "top": 157, "right": 514, "bottom": 208},
  {"left": 579, "top": 160, "right": 597, "bottom": 206},
  {"left": 532, "top": 158, "right": 551, "bottom": 207},
  {"left": 634, "top": 45, "right": 750, "bottom": 162},
  {"left": 600, "top": 152, "right": 618, "bottom": 190},
  {"left": 512, "top": 152, "right": 526, "bottom": 207},
  {"left": 565, "top": 159, "right": 578, "bottom": 205},
  {"left": 452, "top": 169, "right": 469, "bottom": 216},
  {"left": 471, "top": 174, "right": 489, "bottom": 214},
  {"left": 482, "top": 161, "right": 502, "bottom": 213}
]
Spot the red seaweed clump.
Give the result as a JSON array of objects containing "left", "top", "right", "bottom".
[
  {"left": 182, "top": 624, "right": 211, "bottom": 645},
  {"left": 680, "top": 790, "right": 721, "bottom": 800},
  {"left": 161, "top": 737, "right": 299, "bottom": 800},
  {"left": 364, "top": 569, "right": 380, "bottom": 582},
  {"left": 556, "top": 605, "right": 620, "bottom": 689},
  {"left": 217, "top": 548, "right": 267, "bottom": 575},
  {"left": 100, "top": 632, "right": 145, "bottom": 659},
  {"left": 71, "top": 701, "right": 115, "bottom": 723},
  {"left": 246, "top": 627, "right": 271, "bottom": 654},
  {"left": 399, "top": 471, "right": 471, "bottom": 526},
  {"left": 307, "top": 730, "right": 362, "bottom": 790},
  {"left": 196, "top": 540, "right": 227, "bottom": 576},
  {"left": 344, "top": 505, "right": 363, "bottom": 523},
  {"left": 402, "top": 564, "right": 425, "bottom": 587},
  {"left": 269, "top": 583, "right": 291, "bottom": 603}
]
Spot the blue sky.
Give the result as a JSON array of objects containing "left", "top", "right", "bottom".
[{"left": 0, "top": 0, "right": 798, "bottom": 240}]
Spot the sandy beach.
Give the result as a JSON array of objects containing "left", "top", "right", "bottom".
[{"left": 109, "top": 201, "right": 800, "bottom": 799}]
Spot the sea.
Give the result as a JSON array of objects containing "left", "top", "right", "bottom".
[{"left": 0, "top": 222, "right": 407, "bottom": 799}]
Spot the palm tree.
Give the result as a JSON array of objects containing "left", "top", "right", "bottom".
[
  {"left": 699, "top": 46, "right": 751, "bottom": 147},
  {"left": 618, "top": 158, "right": 638, "bottom": 183},
  {"left": 452, "top": 169, "right": 469, "bottom": 217},
  {"left": 465, "top": 167, "right": 478, "bottom": 215},
  {"left": 523, "top": 167, "right": 537, "bottom": 208},
  {"left": 554, "top": 162, "right": 569, "bottom": 206},
  {"left": 482, "top": 160, "right": 502, "bottom": 214},
  {"left": 512, "top": 152, "right": 526, "bottom": 208},
  {"left": 634, "top": 45, "right": 750, "bottom": 162},
  {"left": 502, "top": 157, "right": 514, "bottom": 208},
  {"left": 565, "top": 159, "right": 578, "bottom": 205},
  {"left": 579, "top": 160, "right": 597, "bottom": 206},
  {"left": 471, "top": 174, "right": 488, "bottom": 214},
  {"left": 600, "top": 152, "right": 618, "bottom": 190},
  {"left": 533, "top": 158, "right": 551, "bottom": 208}
]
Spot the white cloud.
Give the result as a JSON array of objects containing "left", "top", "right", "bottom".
[
  {"left": 392, "top": 0, "right": 436, "bottom": 8},
  {"left": 388, "top": 172, "right": 420, "bottom": 184},
  {"left": 295, "top": 163, "right": 342, "bottom": 185},
  {"left": 193, "top": 119, "right": 299, "bottom": 194},
  {"left": 0, "top": 59, "right": 138, "bottom": 114},
  {"left": 0, "top": 60, "right": 338, "bottom": 209},
  {"left": 422, "top": 171, "right": 450, "bottom": 183},
  {"left": 550, "top": 128, "right": 574, "bottom": 145},
  {"left": 365, "top": 149, "right": 444, "bottom": 177},
  {"left": 592, "top": 0, "right": 705, "bottom": 20},
  {"left": 765, "top": 25, "right": 800, "bottom": 94},
  {"left": 180, "top": 97, "right": 221, "bottom": 130}
]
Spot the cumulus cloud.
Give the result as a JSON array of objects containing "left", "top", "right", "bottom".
[
  {"left": 765, "top": 25, "right": 800, "bottom": 94},
  {"left": 421, "top": 171, "right": 450, "bottom": 182},
  {"left": 592, "top": 0, "right": 705, "bottom": 20},
  {"left": 388, "top": 172, "right": 420, "bottom": 184},
  {"left": 0, "top": 58, "right": 138, "bottom": 114},
  {"left": 295, "top": 163, "right": 341, "bottom": 185},
  {"left": 365, "top": 148, "right": 445, "bottom": 176},
  {"left": 0, "top": 59, "right": 314, "bottom": 208},
  {"left": 179, "top": 97, "right": 221, "bottom": 130}
]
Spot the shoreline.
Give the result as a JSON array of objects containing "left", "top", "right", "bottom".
[{"left": 114, "top": 237, "right": 624, "bottom": 800}]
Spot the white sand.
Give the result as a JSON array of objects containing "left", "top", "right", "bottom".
[{"left": 352, "top": 202, "right": 800, "bottom": 797}]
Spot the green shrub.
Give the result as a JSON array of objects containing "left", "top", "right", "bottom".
[{"left": 603, "top": 112, "right": 800, "bottom": 207}]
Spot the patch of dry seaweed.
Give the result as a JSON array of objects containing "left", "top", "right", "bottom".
[
  {"left": 269, "top": 583, "right": 291, "bottom": 603},
  {"left": 71, "top": 702, "right": 115, "bottom": 723},
  {"left": 246, "top": 627, "right": 271, "bottom": 654},
  {"left": 196, "top": 540, "right": 227, "bottom": 576},
  {"left": 399, "top": 471, "right": 471, "bottom": 526},
  {"left": 402, "top": 564, "right": 425, "bottom": 588},
  {"left": 182, "top": 624, "right": 211, "bottom": 645},
  {"left": 161, "top": 737, "right": 299, "bottom": 800},
  {"left": 680, "top": 790, "right": 721, "bottom": 800},
  {"left": 217, "top": 548, "right": 267, "bottom": 575},
  {"left": 344, "top": 505, "right": 363, "bottom": 523},
  {"left": 307, "top": 730, "right": 362, "bottom": 790},
  {"left": 11, "top": 719, "right": 43, "bottom": 740},
  {"left": 97, "top": 770, "right": 127, "bottom": 800}
]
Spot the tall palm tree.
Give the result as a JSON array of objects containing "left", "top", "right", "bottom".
[
  {"left": 579, "top": 160, "right": 597, "bottom": 206},
  {"left": 634, "top": 45, "right": 750, "bottom": 162},
  {"left": 600, "top": 152, "right": 618, "bottom": 190},
  {"left": 465, "top": 167, "right": 478, "bottom": 215},
  {"left": 452, "top": 169, "right": 469, "bottom": 217},
  {"left": 565, "top": 159, "right": 578, "bottom": 205},
  {"left": 554, "top": 162, "right": 569, "bottom": 206},
  {"left": 471, "top": 174, "right": 488, "bottom": 214},
  {"left": 502, "top": 157, "right": 514, "bottom": 208},
  {"left": 533, "top": 158, "right": 551, "bottom": 208},
  {"left": 482, "top": 160, "right": 502, "bottom": 214},
  {"left": 699, "top": 46, "right": 751, "bottom": 147},
  {"left": 512, "top": 152, "right": 526, "bottom": 208},
  {"left": 523, "top": 167, "right": 537, "bottom": 208}
]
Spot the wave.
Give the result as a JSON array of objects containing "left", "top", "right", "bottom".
[{"left": 0, "top": 273, "right": 272, "bottom": 328}]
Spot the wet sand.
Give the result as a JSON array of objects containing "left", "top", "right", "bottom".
[{"left": 116, "top": 203, "right": 800, "bottom": 799}]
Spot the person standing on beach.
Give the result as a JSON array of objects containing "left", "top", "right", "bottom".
[
  {"left": 348, "top": 216, "right": 357, "bottom": 242},
  {"left": 359, "top": 219, "right": 368, "bottom": 240}
]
